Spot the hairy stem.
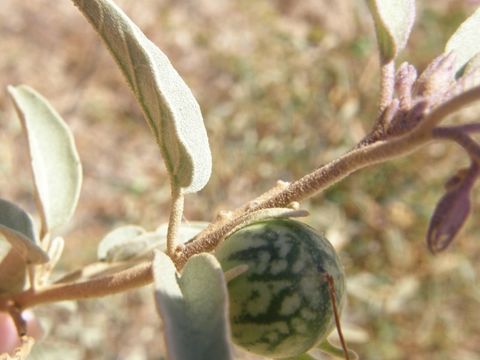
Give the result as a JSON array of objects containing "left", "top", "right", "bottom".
[
  {"left": 379, "top": 61, "right": 395, "bottom": 113},
  {"left": 177, "top": 129, "right": 431, "bottom": 267},
  {"left": 11, "top": 262, "right": 152, "bottom": 309},
  {"left": 166, "top": 188, "right": 184, "bottom": 258}
]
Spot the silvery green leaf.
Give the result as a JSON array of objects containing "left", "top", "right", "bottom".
[
  {"left": 97, "top": 225, "right": 145, "bottom": 261},
  {"left": 72, "top": 0, "right": 212, "bottom": 193},
  {"left": 7, "top": 85, "right": 82, "bottom": 236},
  {"left": 0, "top": 198, "right": 48, "bottom": 264},
  {"left": 103, "top": 232, "right": 161, "bottom": 262},
  {"left": 366, "top": 0, "right": 416, "bottom": 62},
  {"left": 445, "top": 8, "right": 480, "bottom": 74},
  {"left": 0, "top": 241, "right": 26, "bottom": 294},
  {"left": 153, "top": 251, "right": 233, "bottom": 360}
]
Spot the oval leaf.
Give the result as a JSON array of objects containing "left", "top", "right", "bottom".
[
  {"left": 102, "top": 233, "right": 162, "bottom": 262},
  {"left": 97, "top": 225, "right": 145, "bottom": 261},
  {"left": 7, "top": 85, "right": 82, "bottom": 236},
  {"left": 72, "top": 0, "right": 212, "bottom": 193},
  {"left": 0, "top": 242, "right": 26, "bottom": 294},
  {"left": 366, "top": 0, "right": 416, "bottom": 62},
  {"left": 0, "top": 198, "right": 48, "bottom": 264},
  {"left": 98, "top": 222, "right": 209, "bottom": 262},
  {"left": 153, "top": 251, "right": 233, "bottom": 360},
  {"left": 445, "top": 8, "right": 480, "bottom": 74}
]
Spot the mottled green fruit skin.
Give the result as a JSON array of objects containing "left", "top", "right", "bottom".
[{"left": 215, "top": 219, "right": 345, "bottom": 359}]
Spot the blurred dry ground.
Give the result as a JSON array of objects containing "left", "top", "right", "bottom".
[{"left": 0, "top": 0, "right": 479, "bottom": 359}]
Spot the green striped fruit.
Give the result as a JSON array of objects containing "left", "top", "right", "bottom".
[{"left": 215, "top": 219, "right": 345, "bottom": 359}]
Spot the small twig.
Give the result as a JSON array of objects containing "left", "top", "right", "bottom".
[
  {"left": 324, "top": 273, "right": 350, "bottom": 360},
  {"left": 434, "top": 123, "right": 480, "bottom": 134},
  {"left": 166, "top": 188, "right": 184, "bottom": 258},
  {"left": 432, "top": 127, "right": 480, "bottom": 162}
]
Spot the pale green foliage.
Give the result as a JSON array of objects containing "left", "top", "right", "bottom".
[
  {"left": 7, "top": 85, "right": 82, "bottom": 237},
  {"left": 97, "top": 225, "right": 146, "bottom": 261},
  {"left": 0, "top": 198, "right": 48, "bottom": 264},
  {"left": 97, "top": 222, "right": 209, "bottom": 262},
  {"left": 72, "top": 0, "right": 212, "bottom": 194},
  {"left": 153, "top": 251, "right": 233, "bottom": 360},
  {"left": 366, "top": 0, "right": 415, "bottom": 62},
  {"left": 445, "top": 7, "right": 480, "bottom": 74},
  {"left": 0, "top": 199, "right": 48, "bottom": 295}
]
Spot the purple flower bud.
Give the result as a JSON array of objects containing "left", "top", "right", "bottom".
[{"left": 427, "top": 164, "right": 479, "bottom": 253}]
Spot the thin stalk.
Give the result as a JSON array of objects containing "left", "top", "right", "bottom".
[
  {"left": 432, "top": 127, "right": 480, "bottom": 162},
  {"left": 9, "top": 305, "right": 27, "bottom": 336},
  {"left": 379, "top": 61, "right": 395, "bottom": 113},
  {"left": 325, "top": 273, "right": 350, "bottom": 360},
  {"left": 166, "top": 188, "right": 184, "bottom": 258},
  {"left": 435, "top": 123, "right": 480, "bottom": 134}
]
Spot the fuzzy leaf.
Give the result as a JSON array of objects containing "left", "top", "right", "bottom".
[
  {"left": 102, "top": 232, "right": 162, "bottom": 262},
  {"left": 366, "top": 0, "right": 416, "bottom": 62},
  {"left": 7, "top": 85, "right": 82, "bottom": 236},
  {"left": 153, "top": 251, "right": 233, "bottom": 360},
  {"left": 0, "top": 242, "right": 26, "bottom": 294},
  {"left": 72, "top": 0, "right": 212, "bottom": 193},
  {"left": 0, "top": 198, "right": 48, "bottom": 264},
  {"left": 445, "top": 8, "right": 480, "bottom": 74},
  {"left": 98, "top": 222, "right": 209, "bottom": 262},
  {"left": 97, "top": 225, "right": 146, "bottom": 261}
]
